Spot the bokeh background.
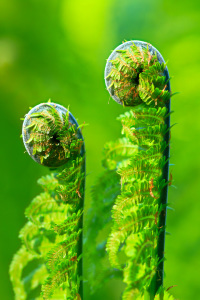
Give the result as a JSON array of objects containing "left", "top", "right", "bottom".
[{"left": 0, "top": 0, "right": 200, "bottom": 299}]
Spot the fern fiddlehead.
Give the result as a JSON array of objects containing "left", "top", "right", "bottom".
[
  {"left": 10, "top": 102, "right": 85, "bottom": 300},
  {"left": 105, "top": 41, "right": 173, "bottom": 299},
  {"left": 86, "top": 41, "right": 175, "bottom": 299}
]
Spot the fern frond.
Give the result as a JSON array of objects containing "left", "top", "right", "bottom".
[
  {"left": 87, "top": 41, "right": 174, "bottom": 299},
  {"left": 10, "top": 103, "right": 85, "bottom": 299},
  {"left": 106, "top": 230, "right": 127, "bottom": 269},
  {"left": 9, "top": 246, "right": 47, "bottom": 300},
  {"left": 52, "top": 210, "right": 82, "bottom": 235},
  {"left": 45, "top": 229, "right": 82, "bottom": 272},
  {"left": 19, "top": 221, "right": 66, "bottom": 256},
  {"left": 102, "top": 137, "right": 138, "bottom": 170},
  {"left": 25, "top": 192, "right": 69, "bottom": 229},
  {"left": 38, "top": 174, "right": 59, "bottom": 193},
  {"left": 41, "top": 257, "right": 79, "bottom": 300}
]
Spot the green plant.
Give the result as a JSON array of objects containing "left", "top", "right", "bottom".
[
  {"left": 86, "top": 41, "right": 175, "bottom": 299},
  {"left": 10, "top": 102, "right": 85, "bottom": 300}
]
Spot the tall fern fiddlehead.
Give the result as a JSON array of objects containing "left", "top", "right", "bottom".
[
  {"left": 10, "top": 102, "right": 85, "bottom": 300},
  {"left": 86, "top": 41, "right": 175, "bottom": 299}
]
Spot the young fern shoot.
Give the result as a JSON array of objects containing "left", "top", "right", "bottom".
[
  {"left": 105, "top": 41, "right": 173, "bottom": 299},
  {"left": 86, "top": 41, "right": 175, "bottom": 300},
  {"left": 10, "top": 102, "right": 85, "bottom": 300}
]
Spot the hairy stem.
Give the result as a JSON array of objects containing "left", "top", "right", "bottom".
[
  {"left": 77, "top": 153, "right": 86, "bottom": 299},
  {"left": 150, "top": 79, "right": 171, "bottom": 299}
]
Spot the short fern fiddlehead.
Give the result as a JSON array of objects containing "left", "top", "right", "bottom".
[{"left": 10, "top": 102, "right": 85, "bottom": 300}]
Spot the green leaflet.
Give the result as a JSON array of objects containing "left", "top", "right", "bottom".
[
  {"left": 122, "top": 288, "right": 175, "bottom": 300},
  {"left": 10, "top": 105, "right": 85, "bottom": 300},
  {"left": 41, "top": 254, "right": 82, "bottom": 300},
  {"left": 25, "top": 192, "right": 69, "bottom": 229},
  {"left": 9, "top": 246, "right": 47, "bottom": 300},
  {"left": 102, "top": 137, "right": 138, "bottom": 170},
  {"left": 19, "top": 221, "right": 64, "bottom": 256}
]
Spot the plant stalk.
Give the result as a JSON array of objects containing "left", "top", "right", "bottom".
[
  {"left": 150, "top": 70, "right": 171, "bottom": 300},
  {"left": 77, "top": 147, "right": 85, "bottom": 300}
]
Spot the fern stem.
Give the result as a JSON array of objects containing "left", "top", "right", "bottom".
[
  {"left": 151, "top": 75, "right": 171, "bottom": 299},
  {"left": 77, "top": 151, "right": 85, "bottom": 300}
]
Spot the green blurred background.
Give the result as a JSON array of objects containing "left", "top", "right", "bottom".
[{"left": 0, "top": 0, "right": 199, "bottom": 299}]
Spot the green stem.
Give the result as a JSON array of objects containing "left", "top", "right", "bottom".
[
  {"left": 150, "top": 73, "right": 171, "bottom": 300},
  {"left": 77, "top": 150, "right": 85, "bottom": 300}
]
